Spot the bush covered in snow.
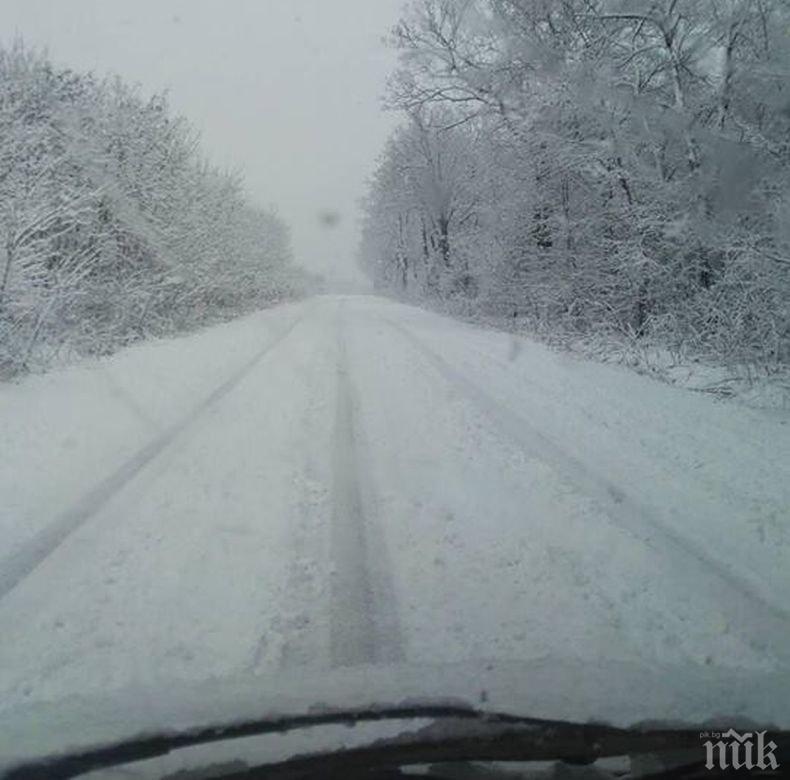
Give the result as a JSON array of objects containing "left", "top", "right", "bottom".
[{"left": 0, "top": 42, "right": 305, "bottom": 378}]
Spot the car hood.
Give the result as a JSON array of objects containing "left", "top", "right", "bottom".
[{"left": 1, "top": 655, "right": 789, "bottom": 772}]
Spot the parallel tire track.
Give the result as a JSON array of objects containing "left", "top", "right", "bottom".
[
  {"left": 382, "top": 316, "right": 790, "bottom": 665},
  {"left": 0, "top": 315, "right": 304, "bottom": 602},
  {"left": 329, "top": 308, "right": 404, "bottom": 667}
]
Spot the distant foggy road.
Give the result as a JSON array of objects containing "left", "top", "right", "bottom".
[{"left": 1, "top": 295, "right": 789, "bottom": 712}]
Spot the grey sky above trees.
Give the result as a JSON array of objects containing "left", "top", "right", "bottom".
[{"left": 0, "top": 0, "right": 404, "bottom": 283}]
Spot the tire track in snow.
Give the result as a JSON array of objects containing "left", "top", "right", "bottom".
[
  {"left": 382, "top": 316, "right": 790, "bottom": 666},
  {"left": 329, "top": 307, "right": 403, "bottom": 666},
  {"left": 0, "top": 315, "right": 305, "bottom": 602}
]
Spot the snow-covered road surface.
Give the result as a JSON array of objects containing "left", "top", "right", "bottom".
[{"left": 1, "top": 294, "right": 789, "bottom": 715}]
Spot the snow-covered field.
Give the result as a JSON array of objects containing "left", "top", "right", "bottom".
[{"left": 1, "top": 294, "right": 789, "bottom": 719}]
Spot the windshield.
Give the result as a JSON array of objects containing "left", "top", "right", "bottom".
[{"left": 1, "top": 0, "right": 789, "bottom": 774}]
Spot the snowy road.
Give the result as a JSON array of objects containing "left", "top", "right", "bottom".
[{"left": 1, "top": 294, "right": 789, "bottom": 713}]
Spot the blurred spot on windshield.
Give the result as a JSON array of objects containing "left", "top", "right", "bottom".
[{"left": 319, "top": 210, "right": 341, "bottom": 229}]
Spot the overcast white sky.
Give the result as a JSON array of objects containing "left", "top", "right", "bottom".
[{"left": 0, "top": 0, "right": 405, "bottom": 283}]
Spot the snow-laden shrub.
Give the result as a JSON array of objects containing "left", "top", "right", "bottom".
[{"left": 0, "top": 42, "right": 301, "bottom": 377}]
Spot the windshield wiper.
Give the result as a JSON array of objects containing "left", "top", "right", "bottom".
[{"left": 4, "top": 703, "right": 787, "bottom": 780}]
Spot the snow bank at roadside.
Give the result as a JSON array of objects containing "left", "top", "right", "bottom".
[{"left": 425, "top": 298, "right": 790, "bottom": 411}]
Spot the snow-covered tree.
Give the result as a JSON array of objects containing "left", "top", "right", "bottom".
[
  {"left": 362, "top": 0, "right": 790, "bottom": 369},
  {"left": 0, "top": 41, "right": 301, "bottom": 376}
]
